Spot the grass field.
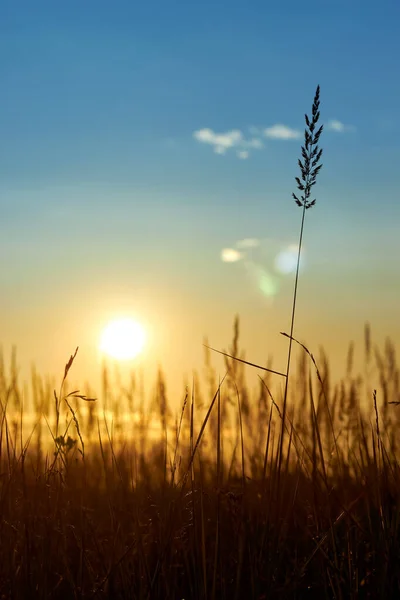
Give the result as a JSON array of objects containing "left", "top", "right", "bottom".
[{"left": 1, "top": 318, "right": 400, "bottom": 599}]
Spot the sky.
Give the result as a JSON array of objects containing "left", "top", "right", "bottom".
[{"left": 1, "top": 0, "right": 400, "bottom": 405}]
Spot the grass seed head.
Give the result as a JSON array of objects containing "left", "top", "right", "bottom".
[{"left": 292, "top": 85, "right": 324, "bottom": 210}]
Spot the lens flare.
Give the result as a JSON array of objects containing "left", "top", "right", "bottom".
[
  {"left": 243, "top": 261, "right": 279, "bottom": 298},
  {"left": 221, "top": 248, "right": 242, "bottom": 263},
  {"left": 220, "top": 238, "right": 305, "bottom": 301},
  {"left": 274, "top": 245, "right": 303, "bottom": 274}
]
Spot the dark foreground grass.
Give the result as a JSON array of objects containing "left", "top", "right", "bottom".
[{"left": 1, "top": 321, "right": 400, "bottom": 599}]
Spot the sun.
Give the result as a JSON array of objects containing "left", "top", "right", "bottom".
[{"left": 99, "top": 318, "right": 146, "bottom": 361}]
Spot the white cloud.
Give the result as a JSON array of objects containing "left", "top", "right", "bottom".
[
  {"left": 327, "top": 120, "right": 356, "bottom": 133},
  {"left": 328, "top": 120, "right": 345, "bottom": 132},
  {"left": 193, "top": 121, "right": 304, "bottom": 159},
  {"left": 193, "top": 128, "right": 243, "bottom": 155},
  {"left": 193, "top": 128, "right": 264, "bottom": 159},
  {"left": 221, "top": 248, "right": 243, "bottom": 263},
  {"left": 264, "top": 124, "right": 301, "bottom": 140}
]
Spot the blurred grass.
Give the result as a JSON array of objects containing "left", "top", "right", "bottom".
[{"left": 1, "top": 318, "right": 400, "bottom": 598}]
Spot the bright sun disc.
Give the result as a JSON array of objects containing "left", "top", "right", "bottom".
[{"left": 100, "top": 318, "right": 146, "bottom": 360}]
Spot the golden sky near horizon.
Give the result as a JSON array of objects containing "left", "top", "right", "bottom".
[
  {"left": 2, "top": 227, "right": 398, "bottom": 410},
  {"left": 2, "top": 3, "right": 400, "bottom": 408}
]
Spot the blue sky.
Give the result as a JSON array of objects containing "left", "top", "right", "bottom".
[{"left": 1, "top": 0, "right": 399, "bottom": 399}]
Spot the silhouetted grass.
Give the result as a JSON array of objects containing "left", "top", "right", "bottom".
[{"left": 1, "top": 320, "right": 400, "bottom": 599}]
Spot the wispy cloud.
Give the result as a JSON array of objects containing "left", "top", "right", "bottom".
[
  {"left": 193, "top": 129, "right": 242, "bottom": 154},
  {"left": 263, "top": 124, "right": 301, "bottom": 140},
  {"left": 194, "top": 115, "right": 356, "bottom": 159},
  {"left": 193, "top": 128, "right": 242, "bottom": 154},
  {"left": 193, "top": 118, "right": 323, "bottom": 158},
  {"left": 193, "top": 128, "right": 263, "bottom": 159},
  {"left": 327, "top": 119, "right": 356, "bottom": 133}
]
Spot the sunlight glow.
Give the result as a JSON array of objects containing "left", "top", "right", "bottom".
[{"left": 99, "top": 318, "right": 146, "bottom": 361}]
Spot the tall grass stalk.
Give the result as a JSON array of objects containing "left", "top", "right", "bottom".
[
  {"left": 204, "top": 87, "right": 323, "bottom": 427},
  {"left": 277, "top": 85, "right": 324, "bottom": 482}
]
